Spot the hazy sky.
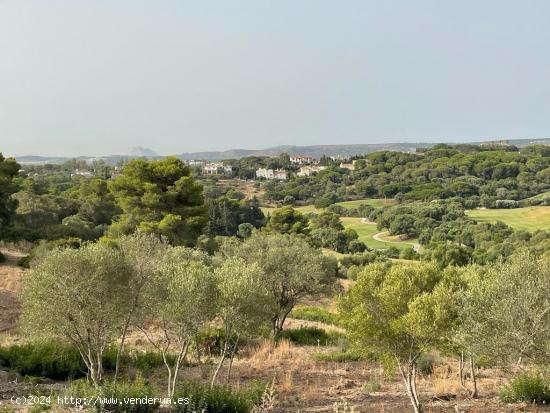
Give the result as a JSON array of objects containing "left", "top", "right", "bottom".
[{"left": 1, "top": 0, "right": 549, "bottom": 157}]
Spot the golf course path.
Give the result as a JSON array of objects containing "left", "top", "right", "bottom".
[{"left": 373, "top": 232, "right": 421, "bottom": 252}]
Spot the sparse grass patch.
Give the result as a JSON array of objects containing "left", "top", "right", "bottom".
[
  {"left": 289, "top": 306, "right": 341, "bottom": 326},
  {"left": 362, "top": 378, "right": 382, "bottom": 394},
  {"left": 312, "top": 350, "right": 365, "bottom": 363},
  {"left": 279, "top": 327, "right": 345, "bottom": 346}
]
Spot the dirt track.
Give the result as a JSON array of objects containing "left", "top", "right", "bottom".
[{"left": 0, "top": 249, "right": 25, "bottom": 333}]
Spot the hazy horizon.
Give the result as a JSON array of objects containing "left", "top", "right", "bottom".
[{"left": 2, "top": 1, "right": 550, "bottom": 157}]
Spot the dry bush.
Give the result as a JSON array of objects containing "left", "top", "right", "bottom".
[{"left": 432, "top": 377, "right": 463, "bottom": 398}]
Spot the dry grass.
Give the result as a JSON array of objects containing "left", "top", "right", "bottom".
[{"left": 246, "top": 339, "right": 308, "bottom": 371}]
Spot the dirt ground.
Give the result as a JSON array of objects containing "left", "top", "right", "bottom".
[
  {"left": 0, "top": 248, "right": 24, "bottom": 333},
  {"left": 217, "top": 179, "right": 264, "bottom": 200},
  {"left": 1, "top": 339, "right": 546, "bottom": 413},
  {"left": 0, "top": 249, "right": 548, "bottom": 412}
]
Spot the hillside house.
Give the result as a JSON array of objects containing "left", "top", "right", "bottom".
[
  {"left": 297, "top": 165, "right": 327, "bottom": 177},
  {"left": 256, "top": 168, "right": 288, "bottom": 180},
  {"left": 203, "top": 163, "right": 232, "bottom": 176},
  {"left": 187, "top": 160, "right": 205, "bottom": 166},
  {"left": 71, "top": 169, "right": 93, "bottom": 178},
  {"left": 290, "top": 155, "right": 315, "bottom": 165}
]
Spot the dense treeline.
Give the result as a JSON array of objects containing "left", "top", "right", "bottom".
[
  {"left": 1, "top": 149, "right": 550, "bottom": 412},
  {"left": 1, "top": 145, "right": 549, "bottom": 264},
  {"left": 263, "top": 144, "right": 550, "bottom": 207},
  {"left": 369, "top": 199, "right": 550, "bottom": 266}
]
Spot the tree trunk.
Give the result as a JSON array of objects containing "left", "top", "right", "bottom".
[
  {"left": 469, "top": 357, "right": 477, "bottom": 398},
  {"left": 114, "top": 314, "right": 132, "bottom": 385},
  {"left": 272, "top": 308, "right": 293, "bottom": 338},
  {"left": 398, "top": 360, "right": 422, "bottom": 413},
  {"left": 411, "top": 363, "right": 420, "bottom": 410},
  {"left": 162, "top": 350, "right": 173, "bottom": 398},
  {"left": 225, "top": 334, "right": 240, "bottom": 383},
  {"left": 88, "top": 362, "right": 98, "bottom": 387},
  {"left": 96, "top": 350, "right": 103, "bottom": 383},
  {"left": 170, "top": 341, "right": 189, "bottom": 398},
  {"left": 459, "top": 352, "right": 465, "bottom": 387},
  {"left": 194, "top": 335, "right": 201, "bottom": 364},
  {"left": 211, "top": 340, "right": 228, "bottom": 388}
]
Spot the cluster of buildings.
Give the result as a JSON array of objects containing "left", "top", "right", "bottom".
[
  {"left": 202, "top": 162, "right": 233, "bottom": 176},
  {"left": 181, "top": 154, "right": 364, "bottom": 181},
  {"left": 289, "top": 155, "right": 315, "bottom": 165},
  {"left": 71, "top": 169, "right": 93, "bottom": 178},
  {"left": 255, "top": 155, "right": 327, "bottom": 180},
  {"left": 297, "top": 165, "right": 327, "bottom": 176},
  {"left": 255, "top": 168, "right": 288, "bottom": 180}
]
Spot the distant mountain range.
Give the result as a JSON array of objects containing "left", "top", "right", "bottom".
[{"left": 13, "top": 138, "right": 550, "bottom": 165}]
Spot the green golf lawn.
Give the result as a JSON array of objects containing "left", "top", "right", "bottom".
[
  {"left": 466, "top": 206, "right": 550, "bottom": 232},
  {"left": 340, "top": 218, "right": 414, "bottom": 250},
  {"left": 261, "top": 198, "right": 394, "bottom": 216},
  {"left": 335, "top": 198, "right": 397, "bottom": 209}
]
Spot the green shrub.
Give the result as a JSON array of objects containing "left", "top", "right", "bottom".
[
  {"left": 289, "top": 306, "right": 341, "bottom": 326},
  {"left": 66, "top": 378, "right": 159, "bottom": 413},
  {"left": 18, "top": 255, "right": 31, "bottom": 267},
  {"left": 416, "top": 353, "right": 436, "bottom": 376},
  {"left": 362, "top": 378, "right": 382, "bottom": 394},
  {"left": 0, "top": 251, "right": 5, "bottom": 263},
  {"left": 499, "top": 373, "right": 550, "bottom": 405},
  {"left": 193, "top": 327, "right": 240, "bottom": 359},
  {"left": 279, "top": 327, "right": 345, "bottom": 346},
  {"left": 172, "top": 381, "right": 264, "bottom": 413},
  {"left": 0, "top": 341, "right": 85, "bottom": 380},
  {"left": 312, "top": 350, "right": 364, "bottom": 362},
  {"left": 102, "top": 348, "right": 173, "bottom": 375},
  {"left": 0, "top": 342, "right": 169, "bottom": 380}
]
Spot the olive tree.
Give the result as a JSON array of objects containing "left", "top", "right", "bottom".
[
  {"left": 210, "top": 257, "right": 273, "bottom": 386},
  {"left": 138, "top": 258, "right": 217, "bottom": 398},
  {"left": 339, "top": 262, "right": 458, "bottom": 413},
  {"left": 22, "top": 243, "right": 133, "bottom": 385},
  {"left": 109, "top": 232, "right": 171, "bottom": 383},
  {"left": 220, "top": 232, "right": 336, "bottom": 336},
  {"left": 459, "top": 250, "right": 550, "bottom": 374}
]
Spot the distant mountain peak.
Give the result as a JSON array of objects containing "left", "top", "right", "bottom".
[{"left": 128, "top": 146, "right": 158, "bottom": 157}]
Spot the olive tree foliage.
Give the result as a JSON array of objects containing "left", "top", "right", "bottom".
[
  {"left": 210, "top": 257, "right": 273, "bottom": 386},
  {"left": 457, "top": 250, "right": 550, "bottom": 373},
  {"left": 339, "top": 262, "right": 458, "bottom": 413},
  {"left": 106, "top": 232, "right": 172, "bottom": 383},
  {"left": 138, "top": 258, "right": 217, "bottom": 398},
  {"left": 21, "top": 243, "right": 133, "bottom": 385},
  {"left": 220, "top": 232, "right": 337, "bottom": 336}
]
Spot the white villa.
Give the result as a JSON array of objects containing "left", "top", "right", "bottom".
[
  {"left": 71, "top": 169, "right": 93, "bottom": 178},
  {"left": 256, "top": 168, "right": 288, "bottom": 180},
  {"left": 203, "top": 162, "right": 232, "bottom": 175},
  {"left": 290, "top": 155, "right": 316, "bottom": 165},
  {"left": 297, "top": 165, "right": 327, "bottom": 177}
]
